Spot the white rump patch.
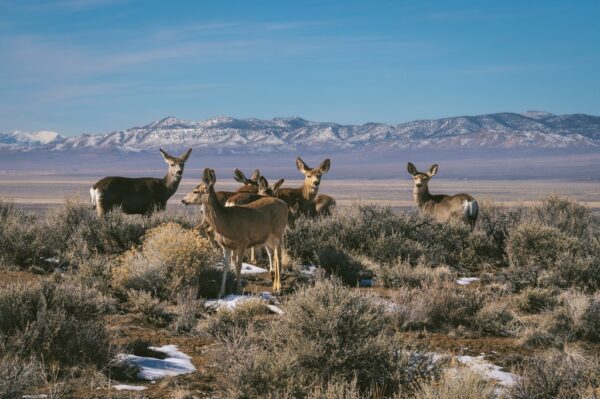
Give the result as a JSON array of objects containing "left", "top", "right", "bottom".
[{"left": 462, "top": 199, "right": 478, "bottom": 218}]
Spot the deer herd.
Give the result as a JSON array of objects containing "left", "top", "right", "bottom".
[{"left": 91, "top": 148, "right": 479, "bottom": 297}]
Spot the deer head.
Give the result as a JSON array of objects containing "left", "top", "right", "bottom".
[
  {"left": 296, "top": 157, "right": 330, "bottom": 199},
  {"left": 181, "top": 168, "right": 215, "bottom": 205},
  {"left": 233, "top": 169, "right": 260, "bottom": 187},
  {"left": 407, "top": 162, "right": 438, "bottom": 194},
  {"left": 257, "top": 176, "right": 285, "bottom": 196},
  {"left": 160, "top": 148, "right": 192, "bottom": 181}
]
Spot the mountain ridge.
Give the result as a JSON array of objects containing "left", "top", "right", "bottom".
[{"left": 1, "top": 111, "right": 599, "bottom": 154}]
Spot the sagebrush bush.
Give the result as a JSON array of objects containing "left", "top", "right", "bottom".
[
  {"left": 216, "top": 279, "right": 437, "bottom": 398},
  {"left": 379, "top": 261, "right": 453, "bottom": 289},
  {"left": 510, "top": 348, "right": 600, "bottom": 399},
  {"left": 112, "top": 222, "right": 220, "bottom": 300},
  {"left": 286, "top": 205, "right": 500, "bottom": 271},
  {"left": 0, "top": 355, "right": 43, "bottom": 399},
  {"left": 172, "top": 288, "right": 204, "bottom": 333},
  {"left": 407, "top": 368, "right": 497, "bottom": 399},
  {"left": 0, "top": 280, "right": 115, "bottom": 369},
  {"left": 533, "top": 196, "right": 596, "bottom": 239},
  {"left": 473, "top": 301, "right": 517, "bottom": 337},
  {"left": 515, "top": 287, "right": 558, "bottom": 313},
  {"left": 0, "top": 202, "right": 48, "bottom": 267},
  {"left": 127, "top": 289, "right": 172, "bottom": 326},
  {"left": 202, "top": 298, "right": 270, "bottom": 339},
  {"left": 393, "top": 280, "right": 484, "bottom": 330},
  {"left": 506, "top": 222, "right": 581, "bottom": 290}
]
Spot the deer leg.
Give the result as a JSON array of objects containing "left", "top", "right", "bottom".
[
  {"left": 265, "top": 246, "right": 273, "bottom": 275},
  {"left": 273, "top": 241, "right": 281, "bottom": 293},
  {"left": 219, "top": 247, "right": 232, "bottom": 299},
  {"left": 250, "top": 246, "right": 257, "bottom": 264},
  {"left": 235, "top": 247, "right": 246, "bottom": 294}
]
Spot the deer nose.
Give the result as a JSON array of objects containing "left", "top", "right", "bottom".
[
  {"left": 415, "top": 183, "right": 422, "bottom": 188},
  {"left": 181, "top": 199, "right": 188, "bottom": 205}
]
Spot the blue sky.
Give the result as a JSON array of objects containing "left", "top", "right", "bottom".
[{"left": 0, "top": 0, "right": 599, "bottom": 136}]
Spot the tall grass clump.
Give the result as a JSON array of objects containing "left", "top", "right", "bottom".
[
  {"left": 216, "top": 279, "right": 436, "bottom": 398},
  {"left": 112, "top": 222, "right": 220, "bottom": 300}
]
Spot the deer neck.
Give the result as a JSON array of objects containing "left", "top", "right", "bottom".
[
  {"left": 202, "top": 186, "right": 231, "bottom": 234},
  {"left": 414, "top": 186, "right": 433, "bottom": 209},
  {"left": 301, "top": 180, "right": 318, "bottom": 202},
  {"left": 163, "top": 173, "right": 182, "bottom": 195}
]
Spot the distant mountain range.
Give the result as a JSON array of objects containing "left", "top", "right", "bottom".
[{"left": 1, "top": 111, "right": 599, "bottom": 154}]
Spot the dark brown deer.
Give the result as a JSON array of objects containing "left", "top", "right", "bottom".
[
  {"left": 276, "top": 157, "right": 332, "bottom": 217},
  {"left": 406, "top": 162, "right": 478, "bottom": 229},
  {"left": 90, "top": 148, "right": 192, "bottom": 217},
  {"left": 182, "top": 169, "right": 289, "bottom": 297}
]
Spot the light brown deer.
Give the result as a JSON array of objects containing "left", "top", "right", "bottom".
[
  {"left": 276, "top": 157, "right": 333, "bottom": 217},
  {"left": 90, "top": 148, "right": 191, "bottom": 217},
  {"left": 225, "top": 175, "right": 286, "bottom": 266},
  {"left": 182, "top": 168, "right": 289, "bottom": 297},
  {"left": 406, "top": 162, "right": 478, "bottom": 228}
]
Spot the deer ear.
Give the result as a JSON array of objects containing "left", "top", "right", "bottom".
[
  {"left": 160, "top": 149, "right": 172, "bottom": 163},
  {"left": 272, "top": 178, "right": 285, "bottom": 193},
  {"left": 428, "top": 164, "right": 438, "bottom": 177},
  {"left": 258, "top": 176, "right": 268, "bottom": 190},
  {"left": 296, "top": 157, "right": 310, "bottom": 174},
  {"left": 209, "top": 169, "right": 217, "bottom": 185},
  {"left": 233, "top": 169, "right": 245, "bottom": 184},
  {"left": 250, "top": 169, "right": 260, "bottom": 182},
  {"left": 319, "top": 159, "right": 331, "bottom": 174},
  {"left": 407, "top": 162, "right": 418, "bottom": 176},
  {"left": 179, "top": 148, "right": 192, "bottom": 162},
  {"left": 201, "top": 168, "right": 211, "bottom": 184}
]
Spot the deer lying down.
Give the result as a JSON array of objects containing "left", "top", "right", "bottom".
[
  {"left": 90, "top": 148, "right": 191, "bottom": 217},
  {"left": 182, "top": 169, "right": 289, "bottom": 297},
  {"left": 406, "top": 162, "right": 478, "bottom": 229}
]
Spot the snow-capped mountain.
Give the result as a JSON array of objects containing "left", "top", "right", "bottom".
[{"left": 1, "top": 112, "right": 598, "bottom": 154}]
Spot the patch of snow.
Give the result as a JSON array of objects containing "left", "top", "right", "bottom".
[
  {"left": 300, "top": 264, "right": 318, "bottom": 276},
  {"left": 240, "top": 263, "right": 268, "bottom": 274},
  {"left": 112, "top": 384, "right": 147, "bottom": 391},
  {"left": 457, "top": 355, "right": 518, "bottom": 386},
  {"left": 456, "top": 277, "right": 480, "bottom": 285},
  {"left": 267, "top": 304, "right": 285, "bottom": 315},
  {"left": 117, "top": 345, "right": 195, "bottom": 381},
  {"left": 205, "top": 294, "right": 255, "bottom": 309}
]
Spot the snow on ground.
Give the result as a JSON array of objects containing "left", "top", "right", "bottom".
[
  {"left": 205, "top": 293, "right": 284, "bottom": 314},
  {"left": 240, "top": 263, "right": 269, "bottom": 274},
  {"left": 118, "top": 345, "right": 196, "bottom": 381},
  {"left": 457, "top": 355, "right": 519, "bottom": 386},
  {"left": 456, "top": 277, "right": 480, "bottom": 285},
  {"left": 112, "top": 384, "right": 147, "bottom": 391}
]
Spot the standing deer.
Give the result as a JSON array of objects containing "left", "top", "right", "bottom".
[
  {"left": 90, "top": 148, "right": 192, "bottom": 217},
  {"left": 233, "top": 169, "right": 261, "bottom": 193},
  {"left": 182, "top": 169, "right": 289, "bottom": 297},
  {"left": 277, "top": 157, "right": 333, "bottom": 217},
  {"left": 406, "top": 162, "right": 478, "bottom": 228}
]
